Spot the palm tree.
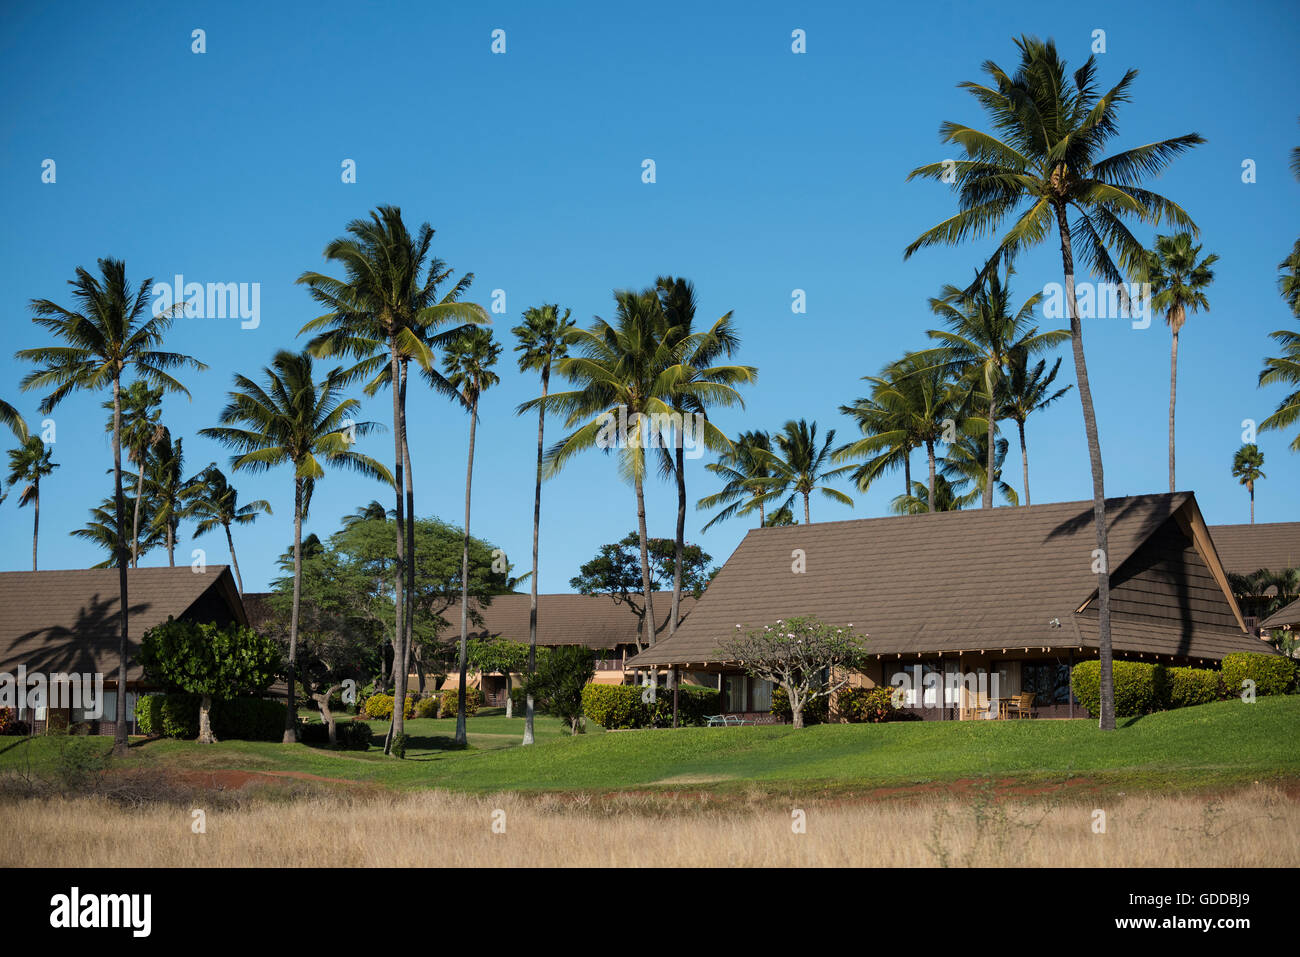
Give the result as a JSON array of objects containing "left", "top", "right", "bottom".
[
  {"left": 7, "top": 435, "right": 58, "bottom": 569},
  {"left": 299, "top": 206, "right": 486, "bottom": 753},
  {"left": 108, "top": 382, "right": 165, "bottom": 567},
  {"left": 760, "top": 419, "right": 854, "bottom": 524},
  {"left": 200, "top": 349, "right": 391, "bottom": 743},
  {"left": 17, "top": 258, "right": 205, "bottom": 755},
  {"left": 1281, "top": 243, "right": 1300, "bottom": 320},
  {"left": 891, "top": 475, "right": 968, "bottom": 515},
  {"left": 838, "top": 355, "right": 967, "bottom": 513},
  {"left": 924, "top": 268, "right": 1064, "bottom": 507},
  {"left": 1231, "top": 444, "right": 1266, "bottom": 524},
  {"left": 443, "top": 327, "right": 501, "bottom": 746},
  {"left": 1000, "top": 350, "right": 1072, "bottom": 505},
  {"left": 341, "top": 500, "right": 391, "bottom": 527},
  {"left": 698, "top": 430, "right": 777, "bottom": 529},
  {"left": 939, "top": 427, "right": 1020, "bottom": 508},
  {"left": 72, "top": 493, "right": 166, "bottom": 567},
  {"left": 904, "top": 36, "right": 1203, "bottom": 731},
  {"left": 142, "top": 430, "right": 196, "bottom": 567},
  {"left": 524, "top": 289, "right": 679, "bottom": 653},
  {"left": 654, "top": 276, "right": 756, "bottom": 636},
  {"left": 1137, "top": 233, "right": 1218, "bottom": 491},
  {"left": 512, "top": 303, "right": 575, "bottom": 745},
  {"left": 0, "top": 400, "right": 27, "bottom": 442},
  {"left": 1259, "top": 318, "right": 1300, "bottom": 452},
  {"left": 186, "top": 465, "right": 272, "bottom": 592}
]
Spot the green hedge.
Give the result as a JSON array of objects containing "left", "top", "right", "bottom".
[
  {"left": 438, "top": 688, "right": 482, "bottom": 719},
  {"left": 413, "top": 695, "right": 438, "bottom": 718},
  {"left": 580, "top": 683, "right": 721, "bottom": 729},
  {"left": 362, "top": 693, "right": 416, "bottom": 720},
  {"left": 1221, "top": 652, "right": 1296, "bottom": 698},
  {"left": 836, "top": 685, "right": 915, "bottom": 723},
  {"left": 770, "top": 685, "right": 829, "bottom": 725},
  {"left": 1071, "top": 653, "right": 1293, "bottom": 718},
  {"left": 135, "top": 694, "right": 288, "bottom": 740},
  {"left": 300, "top": 718, "right": 371, "bottom": 750}
]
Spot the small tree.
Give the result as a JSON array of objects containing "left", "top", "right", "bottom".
[
  {"left": 524, "top": 645, "right": 596, "bottom": 735},
  {"left": 718, "top": 616, "right": 870, "bottom": 729},
  {"left": 467, "top": 637, "right": 531, "bottom": 717},
  {"left": 139, "top": 618, "right": 282, "bottom": 743}
]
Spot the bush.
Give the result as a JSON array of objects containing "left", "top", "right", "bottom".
[
  {"left": 1221, "top": 652, "right": 1296, "bottom": 698},
  {"left": 770, "top": 684, "right": 829, "bottom": 725},
  {"left": 1162, "top": 666, "right": 1225, "bottom": 709},
  {"left": 135, "top": 693, "right": 287, "bottom": 741},
  {"left": 438, "top": 688, "right": 482, "bottom": 719},
  {"left": 580, "top": 683, "right": 721, "bottom": 729},
  {"left": 0, "top": 707, "right": 29, "bottom": 736},
  {"left": 836, "top": 685, "right": 912, "bottom": 723},
  {"left": 414, "top": 695, "right": 438, "bottom": 718},
  {"left": 363, "top": 694, "right": 394, "bottom": 719},
  {"left": 300, "top": 717, "right": 371, "bottom": 750}
]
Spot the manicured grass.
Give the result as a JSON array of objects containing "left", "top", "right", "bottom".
[{"left": 3, "top": 697, "right": 1297, "bottom": 795}]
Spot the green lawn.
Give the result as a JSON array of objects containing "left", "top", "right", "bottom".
[{"left": 3, "top": 697, "right": 1297, "bottom": 796}]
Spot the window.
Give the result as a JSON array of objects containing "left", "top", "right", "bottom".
[
  {"left": 749, "top": 678, "right": 772, "bottom": 713},
  {"left": 1021, "top": 662, "right": 1071, "bottom": 704}
]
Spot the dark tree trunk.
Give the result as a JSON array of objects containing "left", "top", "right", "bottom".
[
  {"left": 112, "top": 376, "right": 130, "bottom": 757},
  {"left": 285, "top": 477, "right": 303, "bottom": 744},
  {"left": 633, "top": 451, "right": 657, "bottom": 651},
  {"left": 31, "top": 483, "right": 39, "bottom": 571},
  {"left": 386, "top": 346, "right": 407, "bottom": 755},
  {"left": 224, "top": 523, "right": 244, "bottom": 592},
  {"left": 1168, "top": 323, "right": 1180, "bottom": 493},
  {"left": 456, "top": 396, "right": 480, "bottom": 746},
  {"left": 925, "top": 439, "right": 937, "bottom": 513},
  {"left": 984, "top": 367, "right": 997, "bottom": 509},
  {"left": 524, "top": 367, "right": 549, "bottom": 746},
  {"left": 1055, "top": 201, "right": 1114, "bottom": 731},
  {"left": 670, "top": 443, "right": 686, "bottom": 636},
  {"left": 1017, "top": 419, "right": 1031, "bottom": 506}
]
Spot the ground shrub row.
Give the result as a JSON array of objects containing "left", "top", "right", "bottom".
[{"left": 1070, "top": 652, "right": 1296, "bottom": 717}]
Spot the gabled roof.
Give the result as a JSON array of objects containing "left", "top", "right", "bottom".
[
  {"left": 438, "top": 592, "right": 695, "bottom": 649},
  {"left": 0, "top": 566, "right": 246, "bottom": 683},
  {"left": 1261, "top": 596, "right": 1300, "bottom": 630},
  {"left": 628, "top": 493, "right": 1271, "bottom": 668},
  {"left": 1207, "top": 522, "right": 1300, "bottom": 575}
]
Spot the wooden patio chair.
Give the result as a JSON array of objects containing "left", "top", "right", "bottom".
[
  {"left": 959, "top": 690, "right": 988, "bottom": 720},
  {"left": 1007, "top": 692, "right": 1035, "bottom": 719}
]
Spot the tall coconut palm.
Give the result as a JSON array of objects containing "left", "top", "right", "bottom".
[
  {"left": 298, "top": 206, "right": 486, "bottom": 753},
  {"left": 0, "top": 400, "right": 27, "bottom": 442},
  {"left": 698, "top": 430, "right": 777, "bottom": 529},
  {"left": 939, "top": 427, "right": 1020, "bottom": 508},
  {"left": 924, "top": 268, "right": 1064, "bottom": 507},
  {"left": 1281, "top": 244, "right": 1300, "bottom": 321},
  {"left": 17, "top": 258, "right": 204, "bottom": 754},
  {"left": 1259, "top": 317, "right": 1300, "bottom": 452},
  {"left": 904, "top": 36, "right": 1203, "bottom": 731},
  {"left": 1137, "top": 233, "right": 1218, "bottom": 491},
  {"left": 142, "top": 430, "right": 196, "bottom": 567},
  {"left": 891, "top": 475, "right": 968, "bottom": 515},
  {"left": 7, "top": 435, "right": 58, "bottom": 569},
  {"left": 1230, "top": 444, "right": 1266, "bottom": 524},
  {"left": 200, "top": 349, "right": 391, "bottom": 743},
  {"left": 838, "top": 355, "right": 967, "bottom": 513},
  {"left": 654, "top": 276, "right": 756, "bottom": 636},
  {"left": 444, "top": 327, "right": 501, "bottom": 746},
  {"left": 341, "top": 500, "right": 391, "bottom": 527},
  {"left": 760, "top": 419, "right": 854, "bottom": 524},
  {"left": 72, "top": 494, "right": 165, "bottom": 567},
  {"left": 108, "top": 382, "right": 165, "bottom": 567},
  {"left": 512, "top": 303, "right": 575, "bottom": 745},
  {"left": 185, "top": 465, "right": 272, "bottom": 592},
  {"left": 524, "top": 289, "right": 679, "bottom": 654},
  {"left": 1001, "top": 350, "right": 1072, "bottom": 505}
]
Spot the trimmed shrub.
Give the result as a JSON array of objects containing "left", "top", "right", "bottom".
[
  {"left": 300, "top": 717, "right": 371, "bottom": 750},
  {"left": 1069, "top": 660, "right": 1162, "bottom": 717},
  {"left": 581, "top": 683, "right": 722, "bottom": 729},
  {"left": 837, "top": 685, "right": 913, "bottom": 723},
  {"left": 770, "top": 684, "right": 829, "bottom": 725},
  {"left": 135, "top": 693, "right": 287, "bottom": 741},
  {"left": 414, "top": 695, "right": 439, "bottom": 718},
  {"left": 363, "top": 694, "right": 395, "bottom": 720},
  {"left": 1163, "top": 666, "right": 1225, "bottom": 709},
  {"left": 438, "top": 688, "right": 482, "bottom": 719},
  {"left": 1221, "top": 652, "right": 1296, "bottom": 698}
]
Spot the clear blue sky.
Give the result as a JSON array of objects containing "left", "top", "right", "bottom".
[{"left": 2, "top": 0, "right": 1297, "bottom": 592}]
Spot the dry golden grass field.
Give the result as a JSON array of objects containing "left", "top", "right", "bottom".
[{"left": 3, "top": 784, "right": 1296, "bottom": 868}]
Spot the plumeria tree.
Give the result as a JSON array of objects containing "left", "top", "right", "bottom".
[{"left": 718, "top": 616, "right": 870, "bottom": 729}]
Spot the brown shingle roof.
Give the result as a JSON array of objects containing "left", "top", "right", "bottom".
[
  {"left": 628, "top": 493, "right": 1271, "bottom": 668},
  {"left": 1261, "top": 596, "right": 1300, "bottom": 630},
  {"left": 438, "top": 592, "right": 695, "bottom": 649},
  {"left": 1207, "top": 523, "right": 1300, "bottom": 575},
  {"left": 0, "top": 566, "right": 245, "bottom": 683}
]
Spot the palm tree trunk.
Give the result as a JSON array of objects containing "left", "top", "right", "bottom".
[
  {"left": 803, "top": 491, "right": 811, "bottom": 525},
  {"left": 456, "top": 396, "right": 479, "bottom": 747},
  {"left": 670, "top": 443, "right": 686, "bottom": 636},
  {"left": 389, "top": 361, "right": 415, "bottom": 752},
  {"left": 166, "top": 517, "right": 175, "bottom": 567},
  {"left": 1055, "top": 202, "right": 1114, "bottom": 731},
  {"left": 633, "top": 449, "right": 657, "bottom": 650},
  {"left": 132, "top": 455, "right": 145, "bottom": 568},
  {"left": 524, "top": 367, "right": 549, "bottom": 746},
  {"left": 285, "top": 477, "right": 303, "bottom": 744},
  {"left": 984, "top": 368, "right": 996, "bottom": 509},
  {"left": 31, "top": 481, "right": 38, "bottom": 572},
  {"left": 1017, "top": 419, "right": 1031, "bottom": 507},
  {"left": 905, "top": 454, "right": 912, "bottom": 497},
  {"left": 111, "top": 376, "right": 130, "bottom": 757},
  {"left": 386, "top": 347, "right": 407, "bottom": 755},
  {"left": 224, "top": 523, "right": 244, "bottom": 592},
  {"left": 1168, "top": 325, "right": 1179, "bottom": 493},
  {"left": 925, "top": 439, "right": 937, "bottom": 513},
  {"left": 1250, "top": 485, "right": 1255, "bottom": 524}
]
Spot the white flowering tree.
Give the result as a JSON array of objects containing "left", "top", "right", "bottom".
[{"left": 718, "top": 615, "right": 870, "bottom": 728}]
